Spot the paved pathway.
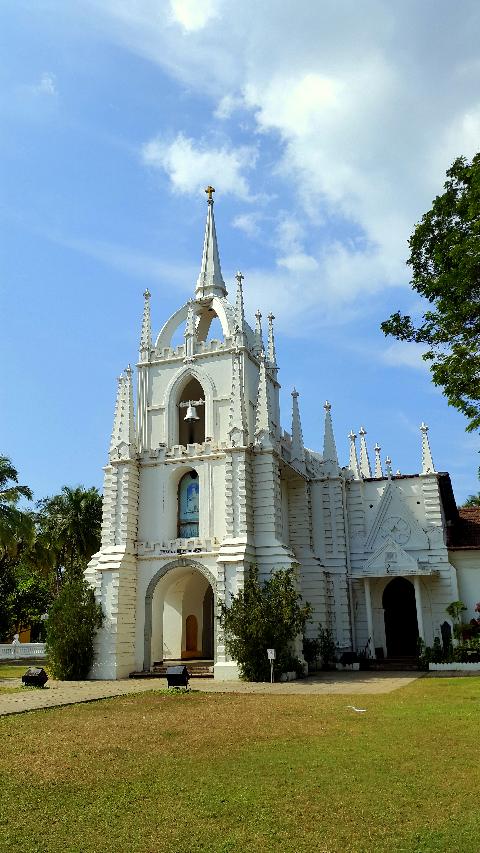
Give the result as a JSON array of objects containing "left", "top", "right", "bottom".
[{"left": 0, "top": 671, "right": 422, "bottom": 716}]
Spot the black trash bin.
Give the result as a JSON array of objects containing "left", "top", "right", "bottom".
[
  {"left": 166, "top": 665, "right": 189, "bottom": 688},
  {"left": 22, "top": 667, "right": 48, "bottom": 688}
]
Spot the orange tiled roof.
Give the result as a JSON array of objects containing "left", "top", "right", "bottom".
[{"left": 449, "top": 506, "right": 480, "bottom": 549}]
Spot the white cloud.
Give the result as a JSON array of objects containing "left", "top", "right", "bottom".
[
  {"left": 382, "top": 342, "right": 430, "bottom": 371},
  {"left": 277, "top": 253, "right": 318, "bottom": 273},
  {"left": 80, "top": 1, "right": 480, "bottom": 321},
  {"left": 214, "top": 94, "right": 244, "bottom": 120},
  {"left": 33, "top": 72, "right": 57, "bottom": 96},
  {"left": 141, "top": 132, "right": 256, "bottom": 199},
  {"left": 169, "top": 0, "right": 220, "bottom": 32},
  {"left": 45, "top": 231, "right": 196, "bottom": 292},
  {"left": 232, "top": 212, "right": 261, "bottom": 238}
]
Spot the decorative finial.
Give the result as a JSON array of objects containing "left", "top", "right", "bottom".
[
  {"left": 205, "top": 185, "right": 215, "bottom": 201},
  {"left": 359, "top": 426, "right": 366, "bottom": 436},
  {"left": 385, "top": 456, "right": 392, "bottom": 478},
  {"left": 292, "top": 387, "right": 299, "bottom": 398},
  {"left": 125, "top": 364, "right": 132, "bottom": 378},
  {"left": 143, "top": 289, "right": 151, "bottom": 299},
  {"left": 236, "top": 270, "right": 244, "bottom": 284},
  {"left": 266, "top": 313, "right": 277, "bottom": 369},
  {"left": 420, "top": 421, "right": 436, "bottom": 474},
  {"left": 348, "top": 430, "right": 360, "bottom": 479},
  {"left": 324, "top": 400, "right": 331, "bottom": 412},
  {"left": 255, "top": 308, "right": 262, "bottom": 322},
  {"left": 374, "top": 443, "right": 383, "bottom": 478}
]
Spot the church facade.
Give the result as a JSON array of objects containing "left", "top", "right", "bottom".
[{"left": 86, "top": 190, "right": 479, "bottom": 680}]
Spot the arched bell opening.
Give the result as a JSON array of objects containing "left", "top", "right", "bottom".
[
  {"left": 178, "top": 377, "right": 205, "bottom": 445},
  {"left": 382, "top": 577, "right": 419, "bottom": 657},
  {"left": 146, "top": 563, "right": 216, "bottom": 668},
  {"left": 196, "top": 308, "right": 224, "bottom": 343}
]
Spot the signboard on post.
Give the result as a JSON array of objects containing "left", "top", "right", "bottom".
[{"left": 267, "top": 648, "right": 276, "bottom": 683}]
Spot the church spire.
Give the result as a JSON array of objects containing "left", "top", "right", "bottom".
[
  {"left": 348, "top": 430, "right": 360, "bottom": 479},
  {"left": 266, "top": 313, "right": 278, "bottom": 371},
  {"left": 139, "top": 289, "right": 151, "bottom": 359},
  {"left": 254, "top": 309, "right": 264, "bottom": 354},
  {"left": 322, "top": 401, "right": 339, "bottom": 469},
  {"left": 235, "top": 270, "right": 246, "bottom": 333},
  {"left": 359, "top": 426, "right": 372, "bottom": 478},
  {"left": 374, "top": 443, "right": 383, "bottom": 478},
  {"left": 291, "top": 388, "right": 305, "bottom": 468},
  {"left": 228, "top": 354, "right": 248, "bottom": 446},
  {"left": 110, "top": 366, "right": 136, "bottom": 460},
  {"left": 420, "top": 422, "right": 436, "bottom": 474},
  {"left": 255, "top": 353, "right": 273, "bottom": 446},
  {"left": 195, "top": 186, "right": 227, "bottom": 299}
]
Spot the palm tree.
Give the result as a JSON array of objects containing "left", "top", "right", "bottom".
[
  {"left": 0, "top": 455, "right": 34, "bottom": 562},
  {"left": 37, "top": 486, "right": 102, "bottom": 582}
]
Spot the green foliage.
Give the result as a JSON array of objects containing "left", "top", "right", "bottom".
[
  {"left": 0, "top": 455, "right": 34, "bottom": 563},
  {"left": 36, "top": 485, "right": 103, "bottom": 584},
  {"left": 452, "top": 637, "right": 480, "bottom": 663},
  {"left": 381, "top": 153, "right": 480, "bottom": 432},
  {"left": 219, "top": 565, "right": 311, "bottom": 681},
  {"left": 417, "top": 637, "right": 450, "bottom": 669},
  {"left": 302, "top": 636, "right": 321, "bottom": 665},
  {"left": 463, "top": 492, "right": 480, "bottom": 507},
  {"left": 45, "top": 577, "right": 103, "bottom": 680},
  {"left": 446, "top": 600, "right": 467, "bottom": 623},
  {"left": 318, "top": 626, "right": 336, "bottom": 669},
  {"left": 0, "top": 457, "right": 103, "bottom": 641}
]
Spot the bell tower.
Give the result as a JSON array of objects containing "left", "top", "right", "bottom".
[{"left": 87, "top": 188, "right": 298, "bottom": 679}]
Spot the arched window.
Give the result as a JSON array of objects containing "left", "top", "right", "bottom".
[
  {"left": 178, "top": 471, "right": 199, "bottom": 538},
  {"left": 178, "top": 377, "right": 205, "bottom": 445}
]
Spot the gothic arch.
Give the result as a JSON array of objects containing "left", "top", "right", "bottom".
[
  {"left": 163, "top": 364, "right": 217, "bottom": 446},
  {"left": 155, "top": 298, "right": 234, "bottom": 350},
  {"left": 143, "top": 558, "right": 217, "bottom": 670}
]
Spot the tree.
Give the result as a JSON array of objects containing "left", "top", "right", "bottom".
[
  {"left": 0, "top": 456, "right": 35, "bottom": 639},
  {"left": 381, "top": 153, "right": 480, "bottom": 433},
  {"left": 0, "top": 455, "right": 34, "bottom": 562},
  {"left": 462, "top": 493, "right": 480, "bottom": 507},
  {"left": 36, "top": 485, "right": 102, "bottom": 586},
  {"left": 45, "top": 576, "right": 103, "bottom": 680},
  {"left": 219, "top": 565, "right": 311, "bottom": 681}
]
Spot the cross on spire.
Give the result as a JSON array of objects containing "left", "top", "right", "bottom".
[{"left": 195, "top": 186, "right": 226, "bottom": 298}]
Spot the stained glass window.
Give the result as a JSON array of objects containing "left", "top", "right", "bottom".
[{"left": 178, "top": 471, "right": 199, "bottom": 538}]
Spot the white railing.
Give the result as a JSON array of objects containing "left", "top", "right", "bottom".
[{"left": 0, "top": 642, "right": 46, "bottom": 660}]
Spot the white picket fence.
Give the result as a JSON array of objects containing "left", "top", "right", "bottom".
[{"left": 0, "top": 643, "right": 46, "bottom": 660}]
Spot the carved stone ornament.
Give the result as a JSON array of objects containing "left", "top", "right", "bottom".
[{"left": 379, "top": 515, "right": 411, "bottom": 545}]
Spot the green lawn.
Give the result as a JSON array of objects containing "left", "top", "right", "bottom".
[
  {"left": 0, "top": 677, "right": 479, "bottom": 852},
  {"left": 0, "top": 662, "right": 47, "bottom": 679}
]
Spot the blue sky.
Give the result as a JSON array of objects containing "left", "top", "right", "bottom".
[{"left": 1, "top": 0, "right": 479, "bottom": 504}]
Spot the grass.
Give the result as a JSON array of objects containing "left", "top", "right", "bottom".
[
  {"left": 0, "top": 677, "right": 479, "bottom": 852},
  {"left": 0, "top": 662, "right": 47, "bottom": 679}
]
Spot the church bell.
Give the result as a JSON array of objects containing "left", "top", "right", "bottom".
[{"left": 184, "top": 404, "right": 200, "bottom": 421}]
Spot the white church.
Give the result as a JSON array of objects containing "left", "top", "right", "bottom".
[{"left": 86, "top": 188, "right": 480, "bottom": 680}]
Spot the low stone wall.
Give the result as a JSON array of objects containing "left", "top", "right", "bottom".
[{"left": 0, "top": 643, "right": 46, "bottom": 660}]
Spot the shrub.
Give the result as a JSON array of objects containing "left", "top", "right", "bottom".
[
  {"left": 303, "top": 636, "right": 321, "bottom": 666},
  {"left": 318, "top": 626, "right": 336, "bottom": 670},
  {"left": 46, "top": 577, "right": 103, "bottom": 680},
  {"left": 219, "top": 565, "right": 311, "bottom": 682}
]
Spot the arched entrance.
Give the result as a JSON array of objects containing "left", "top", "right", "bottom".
[
  {"left": 144, "top": 560, "right": 216, "bottom": 670},
  {"left": 382, "top": 577, "right": 419, "bottom": 657}
]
